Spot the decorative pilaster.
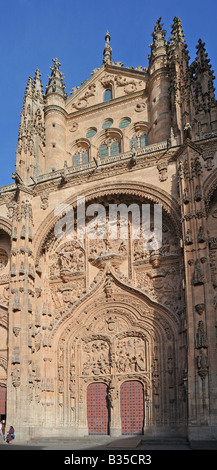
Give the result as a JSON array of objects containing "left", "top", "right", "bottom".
[
  {"left": 7, "top": 186, "right": 36, "bottom": 438},
  {"left": 177, "top": 138, "right": 217, "bottom": 436}
]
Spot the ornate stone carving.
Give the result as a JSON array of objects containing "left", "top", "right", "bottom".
[
  {"left": 40, "top": 192, "right": 49, "bottom": 210},
  {"left": 82, "top": 339, "right": 110, "bottom": 376},
  {"left": 116, "top": 336, "right": 146, "bottom": 373},
  {"left": 196, "top": 321, "right": 208, "bottom": 348},
  {"left": 192, "top": 259, "right": 204, "bottom": 285},
  {"left": 157, "top": 162, "right": 168, "bottom": 181},
  {"left": 0, "top": 249, "right": 8, "bottom": 271}
]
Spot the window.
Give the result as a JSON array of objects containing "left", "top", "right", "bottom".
[
  {"left": 98, "top": 139, "right": 121, "bottom": 159},
  {"left": 81, "top": 150, "right": 89, "bottom": 164},
  {"left": 119, "top": 118, "right": 131, "bottom": 129},
  {"left": 102, "top": 119, "right": 113, "bottom": 130},
  {"left": 140, "top": 134, "right": 148, "bottom": 148},
  {"left": 98, "top": 144, "right": 108, "bottom": 158},
  {"left": 110, "top": 141, "right": 120, "bottom": 156},
  {"left": 86, "top": 128, "right": 97, "bottom": 138},
  {"left": 130, "top": 134, "right": 148, "bottom": 150},
  {"left": 73, "top": 149, "right": 89, "bottom": 166},
  {"left": 103, "top": 88, "right": 112, "bottom": 102},
  {"left": 73, "top": 153, "right": 80, "bottom": 166},
  {"left": 130, "top": 138, "right": 138, "bottom": 150}
]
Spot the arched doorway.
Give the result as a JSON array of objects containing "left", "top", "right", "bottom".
[
  {"left": 120, "top": 381, "right": 144, "bottom": 435},
  {"left": 87, "top": 383, "right": 109, "bottom": 435}
]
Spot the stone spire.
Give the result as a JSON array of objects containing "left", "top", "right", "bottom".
[
  {"left": 103, "top": 31, "right": 112, "bottom": 64},
  {"left": 23, "top": 76, "right": 34, "bottom": 103},
  {"left": 148, "top": 18, "right": 168, "bottom": 73},
  {"left": 16, "top": 69, "right": 45, "bottom": 184},
  {"left": 46, "top": 58, "right": 67, "bottom": 98},
  {"left": 34, "top": 68, "right": 44, "bottom": 103},
  {"left": 168, "top": 17, "right": 191, "bottom": 143},
  {"left": 190, "top": 39, "right": 217, "bottom": 133},
  {"left": 170, "top": 16, "right": 186, "bottom": 48},
  {"left": 192, "top": 38, "right": 216, "bottom": 97}
]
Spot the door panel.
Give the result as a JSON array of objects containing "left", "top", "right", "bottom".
[
  {"left": 87, "top": 383, "right": 109, "bottom": 435},
  {"left": 120, "top": 380, "right": 144, "bottom": 435}
]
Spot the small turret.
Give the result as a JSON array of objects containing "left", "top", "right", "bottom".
[
  {"left": 148, "top": 18, "right": 171, "bottom": 143},
  {"left": 44, "top": 58, "right": 67, "bottom": 173}
]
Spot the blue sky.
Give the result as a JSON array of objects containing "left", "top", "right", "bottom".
[{"left": 0, "top": 0, "right": 217, "bottom": 187}]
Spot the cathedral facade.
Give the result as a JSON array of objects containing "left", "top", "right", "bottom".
[{"left": 0, "top": 17, "right": 217, "bottom": 441}]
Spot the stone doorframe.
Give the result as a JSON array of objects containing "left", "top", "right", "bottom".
[{"left": 53, "top": 270, "right": 181, "bottom": 436}]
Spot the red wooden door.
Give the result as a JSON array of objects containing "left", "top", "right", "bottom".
[
  {"left": 120, "top": 381, "right": 144, "bottom": 434},
  {"left": 0, "top": 386, "right": 6, "bottom": 416},
  {"left": 87, "top": 383, "right": 109, "bottom": 435}
]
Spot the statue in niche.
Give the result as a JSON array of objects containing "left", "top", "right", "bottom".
[
  {"left": 183, "top": 188, "right": 190, "bottom": 204},
  {"left": 108, "top": 382, "right": 118, "bottom": 408},
  {"left": 194, "top": 185, "right": 202, "bottom": 201},
  {"left": 192, "top": 259, "right": 204, "bottom": 285},
  {"left": 196, "top": 321, "right": 207, "bottom": 349},
  {"left": 185, "top": 229, "right": 193, "bottom": 245},
  {"left": 198, "top": 226, "right": 205, "bottom": 243},
  {"left": 197, "top": 350, "right": 208, "bottom": 379}
]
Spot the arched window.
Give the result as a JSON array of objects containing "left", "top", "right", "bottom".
[
  {"left": 103, "top": 88, "right": 112, "bottom": 102},
  {"left": 130, "top": 133, "right": 148, "bottom": 150},
  {"left": 102, "top": 119, "right": 113, "bottom": 130},
  {"left": 119, "top": 118, "right": 131, "bottom": 129},
  {"left": 98, "top": 139, "right": 121, "bottom": 159},
  {"left": 86, "top": 128, "right": 97, "bottom": 138},
  {"left": 72, "top": 144, "right": 89, "bottom": 167}
]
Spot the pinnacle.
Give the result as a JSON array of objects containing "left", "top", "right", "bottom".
[
  {"left": 154, "top": 17, "right": 164, "bottom": 33},
  {"left": 148, "top": 17, "right": 167, "bottom": 68},
  {"left": 23, "top": 76, "right": 34, "bottom": 103},
  {"left": 195, "top": 38, "right": 214, "bottom": 74},
  {"left": 34, "top": 68, "right": 44, "bottom": 100},
  {"left": 103, "top": 30, "right": 112, "bottom": 64},
  {"left": 46, "top": 57, "right": 67, "bottom": 98},
  {"left": 170, "top": 16, "right": 186, "bottom": 45}
]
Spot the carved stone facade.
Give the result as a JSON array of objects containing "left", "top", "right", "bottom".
[{"left": 1, "top": 17, "right": 217, "bottom": 441}]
